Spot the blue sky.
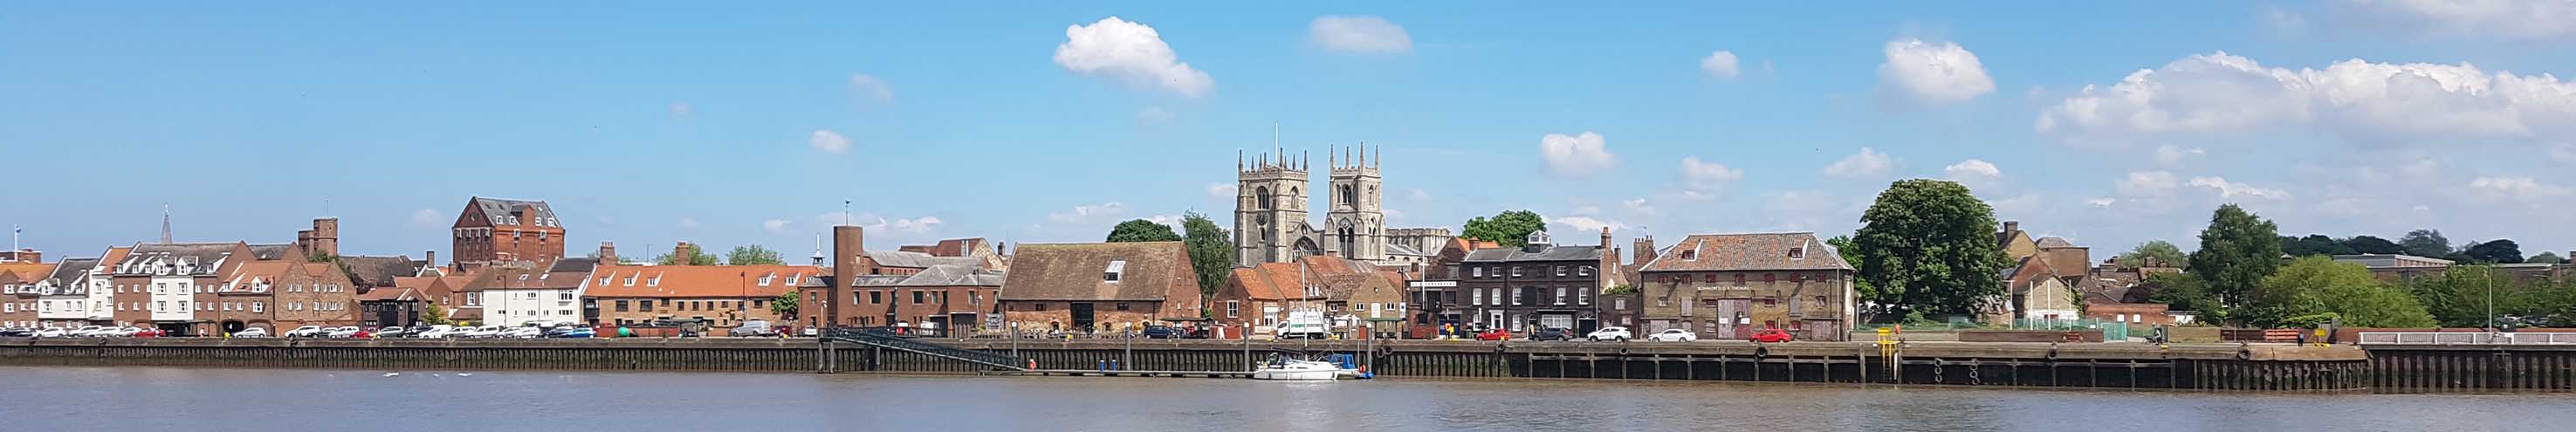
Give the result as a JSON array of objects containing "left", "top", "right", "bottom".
[{"left": 6, "top": 2, "right": 2574, "bottom": 262}]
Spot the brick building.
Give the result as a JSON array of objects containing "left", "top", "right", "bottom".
[
  {"left": 585, "top": 263, "right": 811, "bottom": 333},
  {"left": 828, "top": 264, "right": 1005, "bottom": 333},
  {"left": 1218, "top": 255, "right": 1408, "bottom": 339},
  {"left": 450, "top": 197, "right": 565, "bottom": 269},
  {"left": 996, "top": 242, "right": 1202, "bottom": 333},
  {"left": 1453, "top": 230, "right": 1614, "bottom": 334},
  {"left": 1635, "top": 232, "right": 1856, "bottom": 341},
  {"left": 208, "top": 260, "right": 360, "bottom": 334},
  {"left": 34, "top": 257, "right": 103, "bottom": 327},
  {"left": 0, "top": 263, "right": 52, "bottom": 328},
  {"left": 107, "top": 242, "right": 253, "bottom": 335}
]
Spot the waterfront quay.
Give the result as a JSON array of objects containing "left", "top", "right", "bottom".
[{"left": 29, "top": 336, "right": 2555, "bottom": 394}]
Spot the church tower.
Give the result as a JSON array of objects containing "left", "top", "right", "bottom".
[
  {"left": 1235, "top": 146, "right": 1309, "bottom": 268},
  {"left": 1327, "top": 143, "right": 1385, "bottom": 262}
]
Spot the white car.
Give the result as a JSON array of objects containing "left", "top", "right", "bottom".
[
  {"left": 1585, "top": 326, "right": 1633, "bottom": 341},
  {"left": 323, "top": 326, "right": 363, "bottom": 338},
  {"left": 416, "top": 325, "right": 464, "bottom": 339},
  {"left": 460, "top": 326, "right": 504, "bottom": 338},
  {"left": 284, "top": 326, "right": 326, "bottom": 338},
  {"left": 232, "top": 327, "right": 271, "bottom": 338},
  {"left": 34, "top": 328, "right": 69, "bottom": 338},
  {"left": 111, "top": 326, "right": 149, "bottom": 337},
  {"left": 69, "top": 326, "right": 110, "bottom": 337},
  {"left": 499, "top": 327, "right": 543, "bottom": 339},
  {"left": 1645, "top": 329, "right": 1699, "bottom": 342}
]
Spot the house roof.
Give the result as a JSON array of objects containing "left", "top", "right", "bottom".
[
  {"left": 98, "top": 247, "right": 130, "bottom": 272},
  {"left": 42, "top": 258, "right": 99, "bottom": 286},
  {"left": 0, "top": 263, "right": 57, "bottom": 283},
  {"left": 116, "top": 243, "right": 244, "bottom": 275},
  {"left": 892, "top": 264, "right": 1005, "bottom": 287},
  {"left": 1386, "top": 243, "right": 1427, "bottom": 257},
  {"left": 339, "top": 255, "right": 423, "bottom": 286},
  {"left": 1638, "top": 232, "right": 1851, "bottom": 272},
  {"left": 1226, "top": 256, "right": 1395, "bottom": 302},
  {"left": 469, "top": 196, "right": 557, "bottom": 227},
  {"left": 869, "top": 250, "right": 985, "bottom": 269},
  {"left": 248, "top": 243, "right": 296, "bottom": 260},
  {"left": 998, "top": 242, "right": 1192, "bottom": 301},
  {"left": 2035, "top": 237, "right": 2078, "bottom": 249},
  {"left": 585, "top": 264, "right": 819, "bottom": 298},
  {"left": 1462, "top": 244, "right": 1603, "bottom": 263},
  {"left": 358, "top": 287, "right": 420, "bottom": 302}
]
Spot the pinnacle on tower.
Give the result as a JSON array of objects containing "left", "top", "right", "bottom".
[{"left": 161, "top": 203, "right": 173, "bottom": 244}]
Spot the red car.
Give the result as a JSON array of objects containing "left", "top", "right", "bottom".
[
  {"left": 1748, "top": 328, "right": 1794, "bottom": 343},
  {"left": 1474, "top": 328, "right": 1512, "bottom": 341},
  {"left": 131, "top": 327, "right": 163, "bottom": 338},
  {"left": 351, "top": 328, "right": 375, "bottom": 339}
]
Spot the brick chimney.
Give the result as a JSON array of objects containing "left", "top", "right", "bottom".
[
  {"left": 828, "top": 225, "right": 867, "bottom": 326},
  {"left": 672, "top": 242, "right": 694, "bottom": 264},
  {"left": 2002, "top": 220, "right": 2021, "bottom": 237},
  {"left": 1598, "top": 227, "right": 1618, "bottom": 289},
  {"left": 425, "top": 250, "right": 436, "bottom": 270},
  {"left": 598, "top": 242, "right": 618, "bottom": 264},
  {"left": 310, "top": 217, "right": 339, "bottom": 257}
]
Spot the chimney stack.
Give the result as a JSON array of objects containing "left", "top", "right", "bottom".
[
  {"left": 672, "top": 242, "right": 693, "bottom": 264},
  {"left": 424, "top": 250, "right": 436, "bottom": 271},
  {"left": 2002, "top": 221, "right": 2021, "bottom": 237},
  {"left": 828, "top": 225, "right": 867, "bottom": 326},
  {"left": 1599, "top": 228, "right": 1617, "bottom": 290},
  {"left": 599, "top": 242, "right": 618, "bottom": 264}
]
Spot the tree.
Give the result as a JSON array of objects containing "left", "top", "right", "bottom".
[
  {"left": 1462, "top": 210, "right": 1547, "bottom": 246},
  {"left": 2116, "top": 240, "right": 2189, "bottom": 269},
  {"left": 2342, "top": 235, "right": 2403, "bottom": 255},
  {"left": 1179, "top": 211, "right": 1236, "bottom": 298},
  {"left": 2280, "top": 235, "right": 2354, "bottom": 257},
  {"left": 422, "top": 303, "right": 454, "bottom": 326},
  {"left": 1851, "top": 179, "right": 2009, "bottom": 319},
  {"left": 2143, "top": 272, "right": 2214, "bottom": 313},
  {"left": 2188, "top": 204, "right": 2283, "bottom": 324},
  {"left": 2531, "top": 252, "right": 2566, "bottom": 264},
  {"left": 2463, "top": 239, "right": 2524, "bottom": 264},
  {"left": 656, "top": 243, "right": 720, "bottom": 265},
  {"left": 726, "top": 245, "right": 784, "bottom": 265},
  {"left": 769, "top": 291, "right": 799, "bottom": 319},
  {"left": 1825, "top": 236, "right": 1878, "bottom": 307},
  {"left": 2252, "top": 257, "right": 2435, "bottom": 327},
  {"left": 1105, "top": 219, "right": 1184, "bottom": 243},
  {"left": 2400, "top": 229, "right": 2455, "bottom": 257}
]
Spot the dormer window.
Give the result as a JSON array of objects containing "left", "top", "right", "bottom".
[
  {"left": 1681, "top": 249, "right": 1698, "bottom": 260},
  {"left": 786, "top": 274, "right": 801, "bottom": 285},
  {"left": 624, "top": 275, "right": 638, "bottom": 286},
  {"left": 646, "top": 275, "right": 660, "bottom": 286},
  {"left": 1788, "top": 247, "right": 1805, "bottom": 259},
  {"left": 759, "top": 273, "right": 775, "bottom": 286},
  {"left": 1104, "top": 260, "right": 1126, "bottom": 282}
]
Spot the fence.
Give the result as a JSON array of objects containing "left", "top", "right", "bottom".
[{"left": 2357, "top": 332, "right": 2576, "bottom": 346}]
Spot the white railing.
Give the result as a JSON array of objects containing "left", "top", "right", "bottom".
[{"left": 2356, "top": 332, "right": 2576, "bottom": 345}]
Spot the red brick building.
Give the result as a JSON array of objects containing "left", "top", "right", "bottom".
[
  {"left": 997, "top": 242, "right": 1202, "bottom": 333},
  {"left": 451, "top": 197, "right": 564, "bottom": 269},
  {"left": 586, "top": 263, "right": 813, "bottom": 333}
]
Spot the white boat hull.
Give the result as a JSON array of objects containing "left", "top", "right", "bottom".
[{"left": 1251, "top": 368, "right": 1343, "bottom": 381}]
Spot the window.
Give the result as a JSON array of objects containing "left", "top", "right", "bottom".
[
  {"left": 1226, "top": 301, "right": 1240, "bottom": 318},
  {"left": 251, "top": 302, "right": 263, "bottom": 312},
  {"left": 1788, "top": 298, "right": 1802, "bottom": 317},
  {"left": 640, "top": 300, "right": 654, "bottom": 312},
  {"left": 1580, "top": 289, "right": 1590, "bottom": 305},
  {"left": 1511, "top": 266, "right": 1522, "bottom": 278},
  {"left": 759, "top": 274, "right": 774, "bottom": 286},
  {"left": 1034, "top": 303, "right": 1048, "bottom": 312},
  {"left": 1104, "top": 260, "right": 1126, "bottom": 282},
  {"left": 1511, "top": 288, "right": 1522, "bottom": 305},
  {"left": 1472, "top": 267, "right": 1484, "bottom": 278},
  {"left": 1615, "top": 298, "right": 1627, "bottom": 309},
  {"left": 624, "top": 275, "right": 637, "bottom": 286},
  {"left": 1554, "top": 287, "right": 1566, "bottom": 305},
  {"left": 1788, "top": 247, "right": 1804, "bottom": 259},
  {"left": 646, "top": 275, "right": 660, "bottom": 286},
  {"left": 1554, "top": 265, "right": 1565, "bottom": 277},
  {"left": 912, "top": 291, "right": 924, "bottom": 305},
  {"left": 1578, "top": 266, "right": 1592, "bottom": 277},
  {"left": 869, "top": 291, "right": 883, "bottom": 304},
  {"left": 1116, "top": 303, "right": 1130, "bottom": 312},
  {"left": 1472, "top": 289, "right": 1483, "bottom": 305},
  {"left": 1680, "top": 249, "right": 1697, "bottom": 260},
  {"left": 1735, "top": 274, "right": 1747, "bottom": 285},
  {"left": 1763, "top": 273, "right": 1776, "bottom": 283}
]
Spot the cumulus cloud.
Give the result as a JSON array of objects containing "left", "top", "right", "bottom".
[
  {"left": 849, "top": 73, "right": 894, "bottom": 103},
  {"left": 1540, "top": 132, "right": 1618, "bottom": 178},
  {"left": 2341, "top": 0, "right": 2576, "bottom": 40},
  {"left": 810, "top": 129, "right": 852, "bottom": 154},
  {"left": 677, "top": 218, "right": 703, "bottom": 230},
  {"left": 2154, "top": 145, "right": 2207, "bottom": 165},
  {"left": 2188, "top": 176, "right": 2291, "bottom": 200},
  {"left": 1549, "top": 216, "right": 1627, "bottom": 234},
  {"left": 1054, "top": 17, "right": 1214, "bottom": 97},
  {"left": 2468, "top": 176, "right": 2573, "bottom": 202},
  {"left": 764, "top": 219, "right": 793, "bottom": 234},
  {"left": 1679, "top": 156, "right": 1745, "bottom": 197},
  {"left": 409, "top": 209, "right": 443, "bottom": 228},
  {"left": 1942, "top": 159, "right": 2002, "bottom": 182},
  {"left": 1877, "top": 38, "right": 1996, "bottom": 106},
  {"left": 1137, "top": 106, "right": 1175, "bottom": 125},
  {"left": 1206, "top": 183, "right": 1237, "bottom": 199},
  {"left": 1307, "top": 16, "right": 1412, "bottom": 54},
  {"left": 1823, "top": 147, "right": 1894, "bottom": 178},
  {"left": 2036, "top": 51, "right": 2576, "bottom": 147},
  {"left": 2087, "top": 197, "right": 2119, "bottom": 208},
  {"left": 1700, "top": 50, "right": 1741, "bottom": 79},
  {"left": 1048, "top": 202, "right": 1130, "bottom": 223},
  {"left": 2115, "top": 171, "right": 2181, "bottom": 196}
]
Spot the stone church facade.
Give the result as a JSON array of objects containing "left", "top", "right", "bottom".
[{"left": 1235, "top": 144, "right": 1446, "bottom": 269}]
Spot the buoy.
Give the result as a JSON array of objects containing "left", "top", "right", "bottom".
[{"left": 1027, "top": 359, "right": 1038, "bottom": 369}]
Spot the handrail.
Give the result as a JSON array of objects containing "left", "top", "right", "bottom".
[
  {"left": 2356, "top": 332, "right": 2576, "bottom": 346},
  {"left": 821, "top": 327, "right": 1025, "bottom": 370}
]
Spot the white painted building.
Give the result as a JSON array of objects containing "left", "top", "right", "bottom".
[{"left": 482, "top": 257, "right": 595, "bottom": 326}]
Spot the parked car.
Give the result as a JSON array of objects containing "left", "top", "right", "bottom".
[
  {"left": 1139, "top": 326, "right": 1185, "bottom": 339},
  {"left": 731, "top": 319, "right": 775, "bottom": 337},
  {"left": 499, "top": 327, "right": 543, "bottom": 339},
  {"left": 232, "top": 327, "right": 271, "bottom": 338},
  {"left": 1528, "top": 327, "right": 1576, "bottom": 342},
  {"left": 34, "top": 327, "right": 70, "bottom": 338},
  {"left": 349, "top": 328, "right": 375, "bottom": 339},
  {"left": 1749, "top": 327, "right": 1794, "bottom": 343},
  {"left": 0, "top": 327, "right": 31, "bottom": 337},
  {"left": 1473, "top": 327, "right": 1512, "bottom": 341},
  {"left": 415, "top": 326, "right": 464, "bottom": 339},
  {"left": 323, "top": 326, "right": 363, "bottom": 338},
  {"left": 130, "top": 327, "right": 164, "bottom": 338},
  {"left": 462, "top": 326, "right": 507, "bottom": 338},
  {"left": 548, "top": 327, "right": 596, "bottom": 339},
  {"left": 284, "top": 326, "right": 326, "bottom": 338},
  {"left": 69, "top": 326, "right": 110, "bottom": 337},
  {"left": 1586, "top": 326, "right": 1633, "bottom": 341},
  {"left": 108, "top": 326, "right": 148, "bottom": 337},
  {"left": 1645, "top": 329, "right": 1698, "bottom": 342},
  {"left": 373, "top": 327, "right": 409, "bottom": 339}
]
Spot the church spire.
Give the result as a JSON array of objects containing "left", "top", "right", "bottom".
[{"left": 160, "top": 202, "right": 173, "bottom": 244}]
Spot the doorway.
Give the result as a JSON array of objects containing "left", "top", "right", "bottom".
[{"left": 1070, "top": 302, "right": 1096, "bottom": 332}]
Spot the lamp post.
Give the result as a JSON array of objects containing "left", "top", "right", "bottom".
[{"left": 2485, "top": 266, "right": 2496, "bottom": 333}]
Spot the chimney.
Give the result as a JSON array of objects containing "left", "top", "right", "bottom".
[
  {"left": 1632, "top": 235, "right": 1658, "bottom": 268},
  {"left": 425, "top": 250, "right": 436, "bottom": 269},
  {"left": 828, "top": 225, "right": 867, "bottom": 326},
  {"left": 1599, "top": 228, "right": 1618, "bottom": 289},
  {"left": 672, "top": 242, "right": 693, "bottom": 264},
  {"left": 2002, "top": 221, "right": 2021, "bottom": 237},
  {"left": 598, "top": 242, "right": 618, "bottom": 264}
]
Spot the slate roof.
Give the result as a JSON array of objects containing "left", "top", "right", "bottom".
[
  {"left": 248, "top": 243, "right": 296, "bottom": 260},
  {"left": 1462, "top": 244, "right": 1604, "bottom": 263},
  {"left": 42, "top": 258, "right": 99, "bottom": 286},
  {"left": 546, "top": 257, "right": 599, "bottom": 274},
  {"left": 357, "top": 287, "right": 420, "bottom": 302},
  {"left": 2036, "top": 237, "right": 2078, "bottom": 249},
  {"left": 892, "top": 264, "right": 1006, "bottom": 287},
  {"left": 998, "top": 242, "right": 1192, "bottom": 301},
  {"left": 1385, "top": 243, "right": 1427, "bottom": 257},
  {"left": 117, "top": 243, "right": 244, "bottom": 275},
  {"left": 870, "top": 250, "right": 985, "bottom": 269},
  {"left": 470, "top": 196, "right": 558, "bottom": 227},
  {"left": 340, "top": 255, "right": 424, "bottom": 287},
  {"left": 1638, "top": 232, "right": 1852, "bottom": 272}
]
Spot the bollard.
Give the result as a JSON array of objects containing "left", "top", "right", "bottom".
[
  {"left": 1097, "top": 359, "right": 1107, "bottom": 371},
  {"left": 1110, "top": 359, "right": 1121, "bottom": 371}
]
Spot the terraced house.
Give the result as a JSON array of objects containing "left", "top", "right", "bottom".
[
  {"left": 1634, "top": 232, "right": 1856, "bottom": 341},
  {"left": 108, "top": 242, "right": 253, "bottom": 335},
  {"left": 1453, "top": 230, "right": 1615, "bottom": 334},
  {"left": 586, "top": 263, "right": 812, "bottom": 333}
]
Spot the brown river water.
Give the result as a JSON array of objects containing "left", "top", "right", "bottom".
[{"left": 1, "top": 366, "right": 2568, "bottom": 431}]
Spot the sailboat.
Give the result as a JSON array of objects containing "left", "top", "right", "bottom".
[{"left": 1250, "top": 259, "right": 1367, "bottom": 381}]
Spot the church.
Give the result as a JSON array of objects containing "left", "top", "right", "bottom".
[{"left": 1233, "top": 143, "right": 1450, "bottom": 269}]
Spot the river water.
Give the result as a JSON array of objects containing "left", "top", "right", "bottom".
[{"left": 2, "top": 366, "right": 2568, "bottom": 431}]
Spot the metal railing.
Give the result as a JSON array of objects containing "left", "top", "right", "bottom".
[
  {"left": 820, "top": 326, "right": 1026, "bottom": 370},
  {"left": 2356, "top": 332, "right": 2576, "bottom": 345}
]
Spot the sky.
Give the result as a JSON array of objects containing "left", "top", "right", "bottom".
[{"left": 4, "top": 1, "right": 2574, "bottom": 262}]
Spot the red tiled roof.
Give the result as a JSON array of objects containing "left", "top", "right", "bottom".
[
  {"left": 586, "top": 264, "right": 819, "bottom": 298},
  {"left": 1639, "top": 232, "right": 1852, "bottom": 272}
]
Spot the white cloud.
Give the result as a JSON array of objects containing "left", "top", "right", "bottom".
[
  {"left": 2188, "top": 176, "right": 2291, "bottom": 200},
  {"left": 2468, "top": 176, "right": 2573, "bottom": 202},
  {"left": 1206, "top": 183, "right": 1237, "bottom": 199},
  {"left": 1549, "top": 216, "right": 1626, "bottom": 234},
  {"left": 677, "top": 218, "right": 703, "bottom": 230},
  {"left": 1570, "top": 204, "right": 1603, "bottom": 216},
  {"left": 2341, "top": 0, "right": 2576, "bottom": 40},
  {"left": 763, "top": 219, "right": 792, "bottom": 234},
  {"left": 1679, "top": 156, "right": 1745, "bottom": 196},
  {"left": 810, "top": 129, "right": 852, "bottom": 154},
  {"left": 2037, "top": 51, "right": 2576, "bottom": 147},
  {"left": 1700, "top": 50, "right": 1741, "bottom": 79},
  {"left": 1621, "top": 198, "right": 1657, "bottom": 216},
  {"left": 885, "top": 216, "right": 945, "bottom": 233},
  {"left": 2154, "top": 145, "right": 2207, "bottom": 165},
  {"left": 1823, "top": 147, "right": 1894, "bottom": 177},
  {"left": 1877, "top": 38, "right": 1996, "bottom": 106},
  {"left": 1307, "top": 16, "right": 1412, "bottom": 54},
  {"left": 408, "top": 209, "right": 443, "bottom": 228},
  {"left": 1054, "top": 17, "right": 1214, "bottom": 98},
  {"left": 667, "top": 101, "right": 691, "bottom": 117},
  {"left": 1137, "top": 106, "right": 1175, "bottom": 125},
  {"left": 1143, "top": 215, "right": 1184, "bottom": 227},
  {"left": 2115, "top": 171, "right": 2181, "bottom": 196},
  {"left": 2087, "top": 197, "right": 2119, "bottom": 208},
  {"left": 849, "top": 73, "right": 894, "bottom": 103},
  {"left": 1048, "top": 202, "right": 1130, "bottom": 224},
  {"left": 1942, "top": 159, "right": 2002, "bottom": 182},
  {"left": 1405, "top": 189, "right": 1431, "bottom": 201},
  {"left": 1540, "top": 132, "right": 1618, "bottom": 178},
  {"left": 2552, "top": 143, "right": 2576, "bottom": 166}
]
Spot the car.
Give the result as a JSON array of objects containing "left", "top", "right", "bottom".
[
  {"left": 1528, "top": 327, "right": 1576, "bottom": 342},
  {"left": 373, "top": 327, "right": 409, "bottom": 339},
  {"left": 34, "top": 327, "right": 69, "bottom": 338},
  {"left": 415, "top": 326, "right": 464, "bottom": 339},
  {"left": 1139, "top": 326, "right": 1185, "bottom": 339},
  {"left": 1645, "top": 329, "right": 1698, "bottom": 342},
  {"left": 1473, "top": 327, "right": 1512, "bottom": 341},
  {"left": 68, "top": 326, "right": 110, "bottom": 337},
  {"left": 108, "top": 326, "right": 147, "bottom": 337},
  {"left": 1585, "top": 326, "right": 1633, "bottom": 341},
  {"left": 0, "top": 327, "right": 32, "bottom": 337},
  {"left": 323, "top": 326, "right": 363, "bottom": 338},
  {"left": 130, "top": 327, "right": 164, "bottom": 338},
  {"left": 731, "top": 319, "right": 775, "bottom": 337},
  {"left": 232, "top": 327, "right": 271, "bottom": 338},
  {"left": 499, "top": 327, "right": 543, "bottom": 339},
  {"left": 284, "top": 326, "right": 326, "bottom": 338},
  {"left": 548, "top": 327, "right": 596, "bottom": 339},
  {"left": 1748, "top": 327, "right": 1794, "bottom": 343},
  {"left": 462, "top": 326, "right": 506, "bottom": 338},
  {"left": 349, "top": 328, "right": 375, "bottom": 339}
]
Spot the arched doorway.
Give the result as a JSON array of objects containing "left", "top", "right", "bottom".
[{"left": 220, "top": 320, "right": 247, "bottom": 334}]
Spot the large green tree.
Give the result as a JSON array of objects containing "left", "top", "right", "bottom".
[
  {"left": 1462, "top": 210, "right": 1547, "bottom": 246},
  {"left": 656, "top": 243, "right": 720, "bottom": 265},
  {"left": 2187, "top": 204, "right": 2282, "bottom": 324},
  {"left": 1179, "top": 211, "right": 1236, "bottom": 297},
  {"left": 2463, "top": 239, "right": 2524, "bottom": 264},
  {"left": 770, "top": 291, "right": 799, "bottom": 319},
  {"left": 2400, "top": 229, "right": 2455, "bottom": 258},
  {"left": 1105, "top": 219, "right": 1184, "bottom": 243},
  {"left": 2142, "top": 272, "right": 2213, "bottom": 312},
  {"left": 726, "top": 244, "right": 783, "bottom": 265},
  {"left": 1825, "top": 236, "right": 1878, "bottom": 306},
  {"left": 2252, "top": 257, "right": 2435, "bottom": 327},
  {"left": 2280, "top": 234, "right": 2356, "bottom": 257},
  {"left": 2341, "top": 235, "right": 2404, "bottom": 255},
  {"left": 2116, "top": 240, "right": 2189, "bottom": 269},
  {"left": 1851, "top": 179, "right": 2009, "bottom": 319}
]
